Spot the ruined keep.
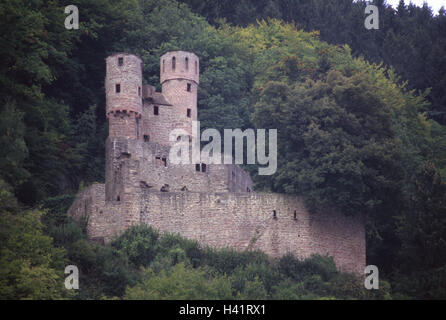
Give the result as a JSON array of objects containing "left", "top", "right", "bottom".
[{"left": 68, "top": 51, "right": 366, "bottom": 274}]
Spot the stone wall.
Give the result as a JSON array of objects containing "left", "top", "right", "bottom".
[
  {"left": 105, "top": 137, "right": 253, "bottom": 196},
  {"left": 141, "top": 101, "right": 193, "bottom": 146},
  {"left": 68, "top": 184, "right": 365, "bottom": 274},
  {"left": 108, "top": 112, "right": 139, "bottom": 139}
]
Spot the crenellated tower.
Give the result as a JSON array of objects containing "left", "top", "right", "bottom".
[
  {"left": 104, "top": 54, "right": 143, "bottom": 230},
  {"left": 160, "top": 51, "right": 199, "bottom": 138},
  {"left": 105, "top": 53, "right": 143, "bottom": 139}
]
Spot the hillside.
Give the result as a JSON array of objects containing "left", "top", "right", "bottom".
[{"left": 0, "top": 0, "right": 445, "bottom": 299}]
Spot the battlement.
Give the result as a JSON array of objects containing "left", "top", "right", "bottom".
[
  {"left": 160, "top": 51, "right": 199, "bottom": 85},
  {"left": 105, "top": 53, "right": 142, "bottom": 118}
]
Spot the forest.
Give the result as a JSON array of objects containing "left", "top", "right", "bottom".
[{"left": 0, "top": 0, "right": 445, "bottom": 299}]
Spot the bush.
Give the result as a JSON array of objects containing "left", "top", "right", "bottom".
[
  {"left": 124, "top": 263, "right": 233, "bottom": 300},
  {"left": 203, "top": 248, "right": 269, "bottom": 275},
  {"left": 278, "top": 254, "right": 338, "bottom": 282},
  {"left": 111, "top": 225, "right": 159, "bottom": 267}
]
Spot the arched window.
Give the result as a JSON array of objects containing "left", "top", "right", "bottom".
[
  {"left": 195, "top": 61, "right": 197, "bottom": 74},
  {"left": 162, "top": 59, "right": 165, "bottom": 73},
  {"left": 185, "top": 57, "right": 189, "bottom": 70},
  {"left": 172, "top": 57, "right": 176, "bottom": 71}
]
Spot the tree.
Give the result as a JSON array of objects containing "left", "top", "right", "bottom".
[
  {"left": 124, "top": 263, "right": 233, "bottom": 299},
  {"left": 0, "top": 179, "right": 69, "bottom": 299},
  {"left": 394, "top": 162, "right": 446, "bottom": 299},
  {"left": 252, "top": 69, "right": 404, "bottom": 217}
]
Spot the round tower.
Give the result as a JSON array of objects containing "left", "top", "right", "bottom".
[
  {"left": 105, "top": 53, "right": 143, "bottom": 139},
  {"left": 160, "top": 51, "right": 199, "bottom": 137}
]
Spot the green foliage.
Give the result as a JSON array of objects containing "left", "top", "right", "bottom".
[
  {"left": 0, "top": 179, "right": 70, "bottom": 299},
  {"left": 278, "top": 254, "right": 338, "bottom": 282},
  {"left": 111, "top": 225, "right": 160, "bottom": 267},
  {"left": 203, "top": 248, "right": 269, "bottom": 275},
  {"left": 125, "top": 263, "right": 233, "bottom": 300},
  {"left": 0, "top": 103, "right": 29, "bottom": 187},
  {"left": 392, "top": 162, "right": 446, "bottom": 299},
  {"left": 179, "top": 0, "right": 446, "bottom": 124},
  {"left": 237, "top": 277, "right": 268, "bottom": 300},
  {"left": 272, "top": 279, "right": 307, "bottom": 300},
  {"left": 252, "top": 68, "right": 404, "bottom": 217}
]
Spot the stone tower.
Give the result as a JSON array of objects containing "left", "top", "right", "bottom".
[
  {"left": 104, "top": 53, "right": 143, "bottom": 230},
  {"left": 160, "top": 51, "right": 199, "bottom": 139},
  {"left": 105, "top": 53, "right": 143, "bottom": 139}
]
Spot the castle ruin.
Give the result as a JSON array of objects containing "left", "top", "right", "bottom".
[{"left": 68, "top": 51, "right": 366, "bottom": 274}]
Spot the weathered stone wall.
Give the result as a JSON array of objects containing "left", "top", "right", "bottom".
[
  {"left": 68, "top": 185, "right": 365, "bottom": 274},
  {"left": 161, "top": 79, "right": 197, "bottom": 125},
  {"left": 108, "top": 112, "right": 139, "bottom": 139},
  {"left": 105, "top": 137, "right": 253, "bottom": 195},
  {"left": 141, "top": 101, "right": 193, "bottom": 146}
]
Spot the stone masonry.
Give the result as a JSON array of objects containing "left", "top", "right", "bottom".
[{"left": 68, "top": 51, "right": 366, "bottom": 274}]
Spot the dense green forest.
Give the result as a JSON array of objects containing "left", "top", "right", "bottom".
[{"left": 1, "top": 0, "right": 445, "bottom": 299}]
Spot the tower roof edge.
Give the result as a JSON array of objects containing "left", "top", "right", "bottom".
[{"left": 106, "top": 52, "right": 142, "bottom": 61}]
